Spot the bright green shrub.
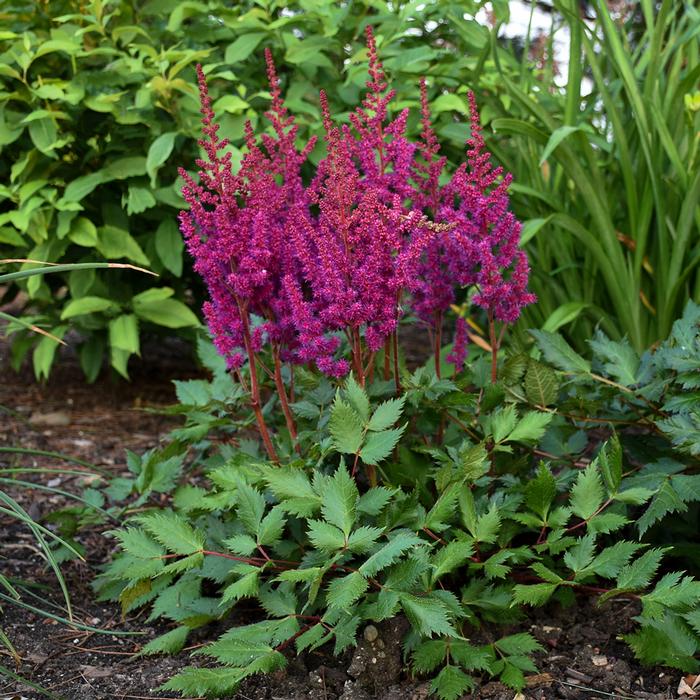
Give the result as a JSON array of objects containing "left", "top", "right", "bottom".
[{"left": 0, "top": 0, "right": 504, "bottom": 380}]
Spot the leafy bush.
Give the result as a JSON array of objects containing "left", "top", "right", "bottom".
[
  {"left": 96, "top": 305, "right": 700, "bottom": 698},
  {"left": 0, "top": 0, "right": 506, "bottom": 379}
]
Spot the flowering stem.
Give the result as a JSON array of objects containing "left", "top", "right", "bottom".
[
  {"left": 238, "top": 302, "right": 279, "bottom": 463},
  {"left": 383, "top": 337, "right": 391, "bottom": 381},
  {"left": 434, "top": 310, "right": 442, "bottom": 379},
  {"left": 392, "top": 330, "right": 401, "bottom": 393},
  {"left": 272, "top": 346, "right": 300, "bottom": 455},
  {"left": 488, "top": 310, "right": 498, "bottom": 384}
]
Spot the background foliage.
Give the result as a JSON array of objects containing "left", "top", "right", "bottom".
[{"left": 0, "top": 0, "right": 698, "bottom": 370}]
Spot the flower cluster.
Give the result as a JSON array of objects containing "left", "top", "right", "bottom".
[{"left": 179, "top": 27, "right": 535, "bottom": 386}]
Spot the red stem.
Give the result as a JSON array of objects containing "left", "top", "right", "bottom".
[
  {"left": 488, "top": 310, "right": 498, "bottom": 384},
  {"left": 392, "top": 330, "right": 401, "bottom": 393},
  {"left": 238, "top": 301, "right": 279, "bottom": 463},
  {"left": 434, "top": 311, "right": 442, "bottom": 379},
  {"left": 272, "top": 346, "right": 300, "bottom": 455}
]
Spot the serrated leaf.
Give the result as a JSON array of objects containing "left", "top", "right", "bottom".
[
  {"left": 235, "top": 481, "right": 266, "bottom": 536},
  {"left": 221, "top": 570, "right": 259, "bottom": 604},
  {"left": 616, "top": 548, "right": 668, "bottom": 591},
  {"left": 257, "top": 507, "right": 286, "bottom": 546},
  {"left": 329, "top": 394, "right": 364, "bottom": 454},
  {"left": 137, "top": 512, "right": 204, "bottom": 554},
  {"left": 367, "top": 396, "right": 406, "bottom": 431},
  {"left": 530, "top": 329, "right": 591, "bottom": 373},
  {"left": 598, "top": 435, "right": 623, "bottom": 494},
  {"left": 345, "top": 373, "right": 370, "bottom": 421},
  {"left": 430, "top": 665, "right": 475, "bottom": 700},
  {"left": 137, "top": 626, "right": 189, "bottom": 656},
  {"left": 161, "top": 666, "right": 244, "bottom": 695},
  {"left": 507, "top": 411, "right": 553, "bottom": 443},
  {"left": 347, "top": 526, "right": 384, "bottom": 553},
  {"left": 320, "top": 466, "right": 358, "bottom": 536},
  {"left": 307, "top": 520, "right": 346, "bottom": 551},
  {"left": 637, "top": 480, "right": 687, "bottom": 537},
  {"left": 263, "top": 467, "right": 321, "bottom": 517},
  {"left": 589, "top": 331, "right": 640, "bottom": 386},
  {"left": 326, "top": 571, "right": 368, "bottom": 611},
  {"left": 460, "top": 443, "right": 489, "bottom": 481},
  {"left": 489, "top": 404, "right": 518, "bottom": 443},
  {"left": 360, "top": 424, "right": 406, "bottom": 465},
  {"left": 424, "top": 483, "right": 460, "bottom": 532},
  {"left": 495, "top": 632, "right": 543, "bottom": 656},
  {"left": 400, "top": 594, "right": 456, "bottom": 637},
  {"left": 357, "top": 487, "right": 394, "bottom": 515},
  {"left": 359, "top": 532, "right": 424, "bottom": 577},
  {"left": 525, "top": 464, "right": 557, "bottom": 520},
  {"left": 431, "top": 541, "right": 474, "bottom": 584},
  {"left": 570, "top": 463, "right": 604, "bottom": 521},
  {"left": 563, "top": 534, "right": 596, "bottom": 573},
  {"left": 223, "top": 534, "right": 257, "bottom": 557},
  {"left": 413, "top": 639, "right": 447, "bottom": 673},
  {"left": 585, "top": 541, "right": 644, "bottom": 579},
  {"left": 512, "top": 583, "right": 558, "bottom": 606},
  {"left": 474, "top": 505, "right": 501, "bottom": 544}
]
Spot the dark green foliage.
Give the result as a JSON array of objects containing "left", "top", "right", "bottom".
[{"left": 94, "top": 311, "right": 700, "bottom": 698}]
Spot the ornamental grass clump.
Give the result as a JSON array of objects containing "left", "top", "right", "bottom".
[{"left": 179, "top": 27, "right": 535, "bottom": 459}]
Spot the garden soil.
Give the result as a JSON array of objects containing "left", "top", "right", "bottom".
[{"left": 0, "top": 337, "right": 680, "bottom": 700}]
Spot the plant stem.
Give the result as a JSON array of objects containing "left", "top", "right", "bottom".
[
  {"left": 272, "top": 347, "right": 300, "bottom": 455},
  {"left": 392, "top": 330, "right": 401, "bottom": 393},
  {"left": 383, "top": 337, "right": 391, "bottom": 380},
  {"left": 434, "top": 310, "right": 442, "bottom": 379},
  {"left": 238, "top": 302, "right": 279, "bottom": 463},
  {"left": 488, "top": 310, "right": 498, "bottom": 384}
]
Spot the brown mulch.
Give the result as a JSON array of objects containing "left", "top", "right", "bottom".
[{"left": 0, "top": 336, "right": 678, "bottom": 699}]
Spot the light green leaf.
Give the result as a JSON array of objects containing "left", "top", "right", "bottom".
[
  {"left": 146, "top": 132, "right": 176, "bottom": 186},
  {"left": 367, "top": 396, "right": 405, "bottom": 431},
  {"left": 345, "top": 373, "right": 369, "bottom": 421},
  {"left": 225, "top": 33, "right": 266, "bottom": 63},
  {"left": 320, "top": 466, "right": 358, "bottom": 537},
  {"left": 359, "top": 425, "right": 406, "bottom": 465},
  {"left": 155, "top": 218, "right": 184, "bottom": 276},
  {"left": 329, "top": 394, "right": 363, "bottom": 454},
  {"left": 61, "top": 296, "right": 116, "bottom": 319},
  {"left": 326, "top": 571, "right": 368, "bottom": 611},
  {"left": 96, "top": 225, "right": 150, "bottom": 266},
  {"left": 530, "top": 329, "right": 591, "bottom": 374},
  {"left": 570, "top": 463, "right": 604, "bottom": 521}
]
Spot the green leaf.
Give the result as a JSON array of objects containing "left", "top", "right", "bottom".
[
  {"left": 430, "top": 540, "right": 474, "bottom": 584},
  {"left": 367, "top": 396, "right": 406, "bottom": 431},
  {"left": 221, "top": 570, "right": 259, "bottom": 603},
  {"left": 133, "top": 295, "right": 199, "bottom": 328},
  {"left": 96, "top": 225, "right": 149, "bottom": 266},
  {"left": 563, "top": 534, "right": 596, "bottom": 573},
  {"left": 307, "top": 520, "right": 346, "bottom": 552},
  {"left": 60, "top": 296, "right": 116, "bottom": 319},
  {"left": 155, "top": 218, "right": 184, "bottom": 276},
  {"left": 109, "top": 314, "right": 139, "bottom": 354},
  {"left": 161, "top": 666, "right": 244, "bottom": 696},
  {"left": 68, "top": 217, "right": 98, "bottom": 247},
  {"left": 424, "top": 484, "right": 460, "bottom": 532},
  {"left": 345, "top": 373, "right": 369, "bottom": 421},
  {"left": 588, "top": 332, "right": 640, "bottom": 386},
  {"left": 63, "top": 172, "right": 106, "bottom": 203},
  {"left": 257, "top": 507, "right": 286, "bottom": 547},
  {"left": 524, "top": 360, "right": 559, "bottom": 406},
  {"left": 430, "top": 666, "right": 475, "bottom": 700},
  {"left": 474, "top": 505, "right": 501, "bottom": 544},
  {"left": 264, "top": 467, "right": 321, "bottom": 517},
  {"left": 126, "top": 186, "right": 156, "bottom": 215},
  {"left": 495, "top": 632, "right": 543, "bottom": 656},
  {"left": 507, "top": 411, "right": 553, "bottom": 443},
  {"left": 137, "top": 512, "right": 204, "bottom": 554},
  {"left": 329, "top": 394, "right": 363, "bottom": 454},
  {"left": 346, "top": 526, "right": 384, "bottom": 554},
  {"left": 28, "top": 118, "right": 58, "bottom": 155},
  {"left": 359, "top": 532, "right": 424, "bottom": 577},
  {"left": 542, "top": 302, "right": 589, "bottom": 333},
  {"left": 326, "top": 571, "right": 368, "bottom": 611},
  {"left": 359, "top": 425, "right": 406, "bottom": 465},
  {"left": 320, "top": 466, "right": 358, "bottom": 537},
  {"left": 512, "top": 583, "right": 558, "bottom": 606},
  {"left": 525, "top": 464, "right": 557, "bottom": 520},
  {"left": 570, "top": 463, "right": 604, "bottom": 521},
  {"left": 616, "top": 548, "right": 668, "bottom": 591},
  {"left": 357, "top": 487, "right": 394, "bottom": 516},
  {"left": 146, "top": 132, "right": 176, "bottom": 185},
  {"left": 400, "top": 594, "right": 455, "bottom": 637},
  {"left": 235, "top": 481, "right": 266, "bottom": 536},
  {"left": 540, "top": 124, "right": 592, "bottom": 166},
  {"left": 637, "top": 480, "right": 687, "bottom": 537},
  {"left": 225, "top": 33, "right": 266, "bottom": 63},
  {"left": 137, "top": 626, "right": 189, "bottom": 656},
  {"left": 412, "top": 640, "right": 447, "bottom": 673},
  {"left": 598, "top": 435, "right": 623, "bottom": 494},
  {"left": 529, "top": 329, "right": 591, "bottom": 373}
]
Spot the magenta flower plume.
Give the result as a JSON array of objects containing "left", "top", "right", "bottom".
[{"left": 446, "top": 317, "right": 469, "bottom": 370}]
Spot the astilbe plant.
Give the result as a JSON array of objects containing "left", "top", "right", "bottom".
[{"left": 179, "top": 26, "right": 535, "bottom": 460}]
